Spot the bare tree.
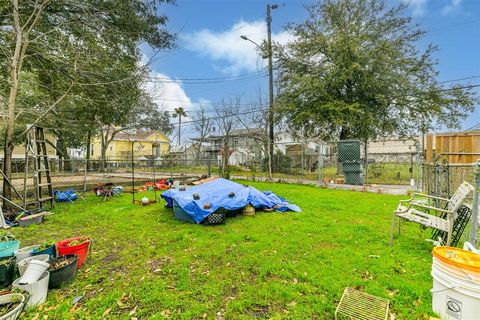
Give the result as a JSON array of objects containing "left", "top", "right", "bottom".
[
  {"left": 215, "top": 97, "right": 240, "bottom": 178},
  {"left": 191, "top": 105, "right": 213, "bottom": 164},
  {"left": 235, "top": 91, "right": 272, "bottom": 180}
]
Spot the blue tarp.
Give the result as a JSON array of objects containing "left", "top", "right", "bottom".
[{"left": 161, "top": 178, "right": 301, "bottom": 223}]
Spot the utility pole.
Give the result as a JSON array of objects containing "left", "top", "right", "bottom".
[
  {"left": 241, "top": 4, "right": 279, "bottom": 181},
  {"left": 266, "top": 4, "right": 276, "bottom": 181}
]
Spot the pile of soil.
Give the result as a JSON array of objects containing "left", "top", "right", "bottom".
[{"left": 49, "top": 255, "right": 76, "bottom": 271}]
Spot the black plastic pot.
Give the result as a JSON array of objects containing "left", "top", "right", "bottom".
[
  {"left": 48, "top": 254, "right": 78, "bottom": 289},
  {"left": 0, "top": 256, "right": 16, "bottom": 288}
]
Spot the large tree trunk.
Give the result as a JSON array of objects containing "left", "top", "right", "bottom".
[
  {"left": 3, "top": 0, "right": 24, "bottom": 208},
  {"left": 222, "top": 137, "right": 232, "bottom": 179},
  {"left": 46, "top": 138, "right": 71, "bottom": 171},
  {"left": 100, "top": 128, "right": 121, "bottom": 171},
  {"left": 339, "top": 127, "right": 351, "bottom": 140}
]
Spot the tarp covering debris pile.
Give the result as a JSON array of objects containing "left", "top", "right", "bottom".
[{"left": 161, "top": 178, "right": 301, "bottom": 223}]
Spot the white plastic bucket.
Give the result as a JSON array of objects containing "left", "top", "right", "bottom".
[
  {"left": 431, "top": 260, "right": 480, "bottom": 320},
  {"left": 12, "top": 271, "right": 49, "bottom": 308},
  {"left": 14, "top": 245, "right": 36, "bottom": 263},
  {"left": 433, "top": 256, "right": 480, "bottom": 283},
  {"left": 17, "top": 254, "right": 49, "bottom": 276},
  {"left": 18, "top": 260, "right": 50, "bottom": 285}
]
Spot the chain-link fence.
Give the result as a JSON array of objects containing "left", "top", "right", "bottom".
[
  {"left": 225, "top": 139, "right": 422, "bottom": 191},
  {"left": 0, "top": 157, "right": 220, "bottom": 207},
  {"left": 1, "top": 137, "right": 478, "bottom": 207}
]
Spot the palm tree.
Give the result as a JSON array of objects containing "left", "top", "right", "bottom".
[{"left": 172, "top": 107, "right": 187, "bottom": 146}]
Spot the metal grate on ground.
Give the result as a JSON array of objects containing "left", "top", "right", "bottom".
[{"left": 335, "top": 287, "right": 390, "bottom": 320}]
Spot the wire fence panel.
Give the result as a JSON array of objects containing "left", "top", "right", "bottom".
[{"left": 424, "top": 154, "right": 477, "bottom": 198}]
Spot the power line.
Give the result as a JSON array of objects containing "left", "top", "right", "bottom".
[
  {"left": 465, "top": 122, "right": 480, "bottom": 132},
  {"left": 152, "top": 79, "right": 480, "bottom": 112},
  {"left": 167, "top": 84, "right": 480, "bottom": 127},
  {"left": 412, "top": 84, "right": 480, "bottom": 95},
  {"left": 438, "top": 76, "right": 480, "bottom": 84},
  {"left": 170, "top": 107, "right": 269, "bottom": 127},
  {"left": 425, "top": 18, "right": 480, "bottom": 36},
  {"left": 146, "top": 71, "right": 265, "bottom": 82},
  {"left": 145, "top": 72, "right": 267, "bottom": 85}
]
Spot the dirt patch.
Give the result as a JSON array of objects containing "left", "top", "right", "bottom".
[
  {"left": 101, "top": 251, "right": 120, "bottom": 264},
  {"left": 147, "top": 256, "right": 174, "bottom": 272},
  {"left": 110, "top": 265, "right": 128, "bottom": 275},
  {"left": 246, "top": 304, "right": 270, "bottom": 318}
]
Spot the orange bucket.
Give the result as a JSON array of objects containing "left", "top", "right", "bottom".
[{"left": 432, "top": 246, "right": 480, "bottom": 274}]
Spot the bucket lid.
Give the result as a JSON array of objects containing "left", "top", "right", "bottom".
[{"left": 433, "top": 246, "right": 480, "bottom": 273}]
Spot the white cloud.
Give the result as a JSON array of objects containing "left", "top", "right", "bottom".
[
  {"left": 402, "top": 0, "right": 429, "bottom": 16},
  {"left": 182, "top": 20, "right": 294, "bottom": 75},
  {"left": 143, "top": 70, "right": 194, "bottom": 112},
  {"left": 441, "top": 0, "right": 463, "bottom": 16}
]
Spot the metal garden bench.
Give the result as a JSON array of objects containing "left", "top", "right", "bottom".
[{"left": 389, "top": 181, "right": 474, "bottom": 246}]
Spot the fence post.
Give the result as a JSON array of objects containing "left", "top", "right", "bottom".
[
  {"left": 23, "top": 149, "right": 29, "bottom": 209},
  {"left": 317, "top": 141, "right": 323, "bottom": 186},
  {"left": 468, "top": 160, "right": 480, "bottom": 246},
  {"left": 152, "top": 156, "right": 157, "bottom": 201},
  {"left": 207, "top": 156, "right": 211, "bottom": 178},
  {"left": 83, "top": 159, "right": 87, "bottom": 192},
  {"left": 363, "top": 140, "right": 368, "bottom": 187},
  {"left": 301, "top": 143, "right": 304, "bottom": 184},
  {"left": 410, "top": 153, "right": 415, "bottom": 193},
  {"left": 415, "top": 141, "right": 421, "bottom": 192},
  {"left": 218, "top": 155, "right": 222, "bottom": 178}
]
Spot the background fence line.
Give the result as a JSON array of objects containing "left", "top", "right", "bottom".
[{"left": 0, "top": 138, "right": 478, "bottom": 206}]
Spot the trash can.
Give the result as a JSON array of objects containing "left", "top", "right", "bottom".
[
  {"left": 342, "top": 161, "right": 364, "bottom": 185},
  {"left": 337, "top": 140, "right": 364, "bottom": 185}
]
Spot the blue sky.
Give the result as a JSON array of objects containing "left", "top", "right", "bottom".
[{"left": 143, "top": 0, "right": 480, "bottom": 140}]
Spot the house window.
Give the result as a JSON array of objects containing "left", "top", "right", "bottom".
[{"left": 90, "top": 144, "right": 94, "bottom": 156}]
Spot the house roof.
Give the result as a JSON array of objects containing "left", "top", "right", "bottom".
[{"left": 113, "top": 130, "right": 170, "bottom": 142}]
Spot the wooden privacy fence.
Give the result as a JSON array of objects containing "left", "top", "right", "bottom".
[{"left": 426, "top": 131, "right": 480, "bottom": 164}]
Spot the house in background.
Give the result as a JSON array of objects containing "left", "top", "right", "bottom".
[
  {"left": 193, "top": 128, "right": 266, "bottom": 165},
  {"left": 169, "top": 144, "right": 196, "bottom": 161},
  {"left": 89, "top": 130, "right": 171, "bottom": 160},
  {"left": 366, "top": 138, "right": 420, "bottom": 162},
  {"left": 192, "top": 128, "right": 332, "bottom": 167},
  {"left": 0, "top": 128, "right": 58, "bottom": 160}
]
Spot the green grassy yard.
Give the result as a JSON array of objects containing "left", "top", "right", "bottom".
[{"left": 14, "top": 182, "right": 436, "bottom": 319}]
